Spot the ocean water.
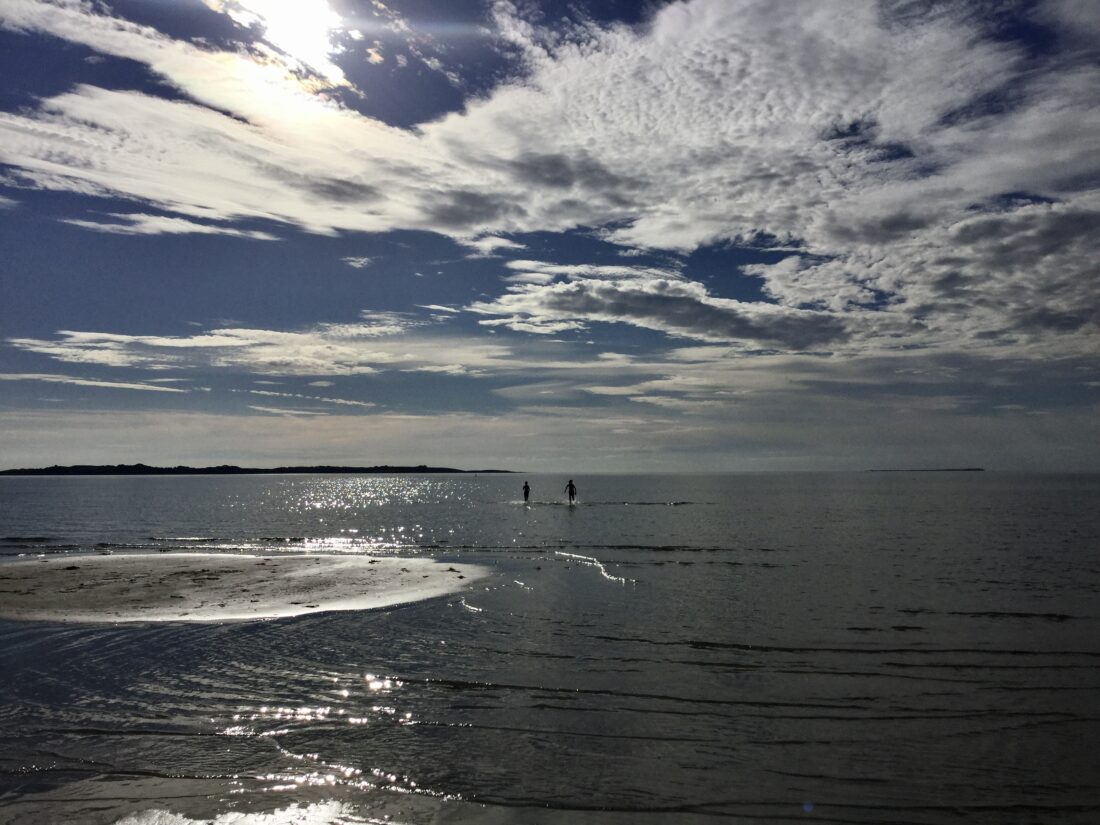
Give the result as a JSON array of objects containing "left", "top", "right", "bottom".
[{"left": 0, "top": 472, "right": 1098, "bottom": 825}]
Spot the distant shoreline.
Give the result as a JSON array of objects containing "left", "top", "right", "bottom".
[
  {"left": 864, "top": 467, "right": 985, "bottom": 473},
  {"left": 0, "top": 463, "right": 515, "bottom": 476}
]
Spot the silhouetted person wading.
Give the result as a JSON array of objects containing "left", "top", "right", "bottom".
[
  {"left": 523, "top": 481, "right": 530, "bottom": 503},
  {"left": 564, "top": 479, "right": 577, "bottom": 505}
]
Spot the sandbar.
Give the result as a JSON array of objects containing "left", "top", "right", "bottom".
[{"left": 0, "top": 553, "right": 487, "bottom": 623}]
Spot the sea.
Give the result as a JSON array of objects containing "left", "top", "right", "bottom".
[{"left": 0, "top": 472, "right": 1098, "bottom": 825}]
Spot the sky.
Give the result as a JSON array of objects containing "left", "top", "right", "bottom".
[{"left": 0, "top": 0, "right": 1098, "bottom": 472}]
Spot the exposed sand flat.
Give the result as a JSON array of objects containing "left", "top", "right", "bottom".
[{"left": 0, "top": 553, "right": 487, "bottom": 623}]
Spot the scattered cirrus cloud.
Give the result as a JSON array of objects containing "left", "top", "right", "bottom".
[
  {"left": 240, "top": 389, "right": 376, "bottom": 408},
  {"left": 246, "top": 404, "right": 329, "bottom": 416},
  {"left": 61, "top": 212, "right": 280, "bottom": 240},
  {"left": 6, "top": 313, "right": 511, "bottom": 377},
  {"left": 0, "top": 372, "right": 188, "bottom": 393}
]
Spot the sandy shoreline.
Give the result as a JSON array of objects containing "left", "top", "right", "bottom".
[{"left": 0, "top": 553, "right": 487, "bottom": 623}]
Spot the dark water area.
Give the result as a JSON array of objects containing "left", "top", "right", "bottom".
[{"left": 1, "top": 473, "right": 1098, "bottom": 824}]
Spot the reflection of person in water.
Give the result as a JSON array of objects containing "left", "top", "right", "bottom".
[
  {"left": 523, "top": 481, "right": 530, "bottom": 503},
  {"left": 564, "top": 479, "right": 577, "bottom": 504}
]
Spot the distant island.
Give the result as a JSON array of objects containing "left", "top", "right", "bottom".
[
  {"left": 0, "top": 464, "right": 514, "bottom": 476},
  {"left": 864, "top": 467, "right": 985, "bottom": 472}
]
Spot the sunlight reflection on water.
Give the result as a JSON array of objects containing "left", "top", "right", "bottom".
[
  {"left": 215, "top": 669, "right": 444, "bottom": 802},
  {"left": 114, "top": 802, "right": 365, "bottom": 825},
  {"left": 275, "top": 477, "right": 460, "bottom": 512}
]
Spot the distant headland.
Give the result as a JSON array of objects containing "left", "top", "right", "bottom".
[{"left": 0, "top": 464, "right": 514, "bottom": 476}]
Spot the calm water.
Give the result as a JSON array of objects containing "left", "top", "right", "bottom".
[{"left": 1, "top": 473, "right": 1098, "bottom": 824}]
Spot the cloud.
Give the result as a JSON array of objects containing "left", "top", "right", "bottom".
[
  {"left": 423, "top": 189, "right": 523, "bottom": 231},
  {"left": 459, "top": 236, "right": 527, "bottom": 257},
  {"left": 7, "top": 314, "right": 516, "bottom": 377},
  {"left": 746, "top": 199, "right": 1100, "bottom": 353},
  {"left": 3, "top": 342, "right": 1098, "bottom": 470},
  {"left": 0, "top": 0, "right": 1096, "bottom": 361},
  {"left": 242, "top": 389, "right": 376, "bottom": 408},
  {"left": 0, "top": 372, "right": 188, "bottom": 392},
  {"left": 247, "top": 405, "right": 328, "bottom": 416},
  {"left": 61, "top": 213, "right": 279, "bottom": 239},
  {"left": 341, "top": 256, "right": 374, "bottom": 268},
  {"left": 8, "top": 376, "right": 1096, "bottom": 471},
  {"left": 503, "top": 260, "right": 684, "bottom": 283},
  {"left": 470, "top": 273, "right": 848, "bottom": 348},
  {"left": 199, "top": 0, "right": 348, "bottom": 85}
]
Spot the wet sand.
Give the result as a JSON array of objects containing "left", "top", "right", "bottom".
[{"left": 0, "top": 553, "right": 487, "bottom": 623}]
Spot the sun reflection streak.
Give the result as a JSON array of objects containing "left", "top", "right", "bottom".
[
  {"left": 555, "top": 550, "right": 633, "bottom": 584},
  {"left": 219, "top": 670, "right": 453, "bottom": 801}
]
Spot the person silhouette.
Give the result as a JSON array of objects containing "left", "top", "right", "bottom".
[
  {"left": 564, "top": 479, "right": 577, "bottom": 504},
  {"left": 522, "top": 481, "right": 530, "bottom": 503}
]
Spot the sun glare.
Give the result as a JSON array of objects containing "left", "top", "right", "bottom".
[{"left": 205, "top": 0, "right": 348, "bottom": 85}]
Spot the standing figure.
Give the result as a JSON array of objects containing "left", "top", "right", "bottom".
[
  {"left": 564, "top": 479, "right": 577, "bottom": 505},
  {"left": 523, "top": 481, "right": 530, "bottom": 503}
]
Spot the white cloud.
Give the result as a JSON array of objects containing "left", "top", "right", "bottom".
[
  {"left": 460, "top": 235, "right": 527, "bottom": 257},
  {"left": 7, "top": 316, "right": 515, "bottom": 377},
  {"left": 503, "top": 260, "right": 683, "bottom": 283},
  {"left": 0, "top": 0, "right": 1096, "bottom": 362},
  {"left": 247, "top": 404, "right": 328, "bottom": 416},
  {"left": 0, "top": 372, "right": 188, "bottom": 392},
  {"left": 61, "top": 212, "right": 279, "bottom": 239},
  {"left": 469, "top": 273, "right": 848, "bottom": 348},
  {"left": 242, "top": 389, "right": 375, "bottom": 408},
  {"left": 341, "top": 256, "right": 374, "bottom": 268},
  {"left": 200, "top": 0, "right": 348, "bottom": 85}
]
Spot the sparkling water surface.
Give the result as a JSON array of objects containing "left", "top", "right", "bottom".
[{"left": 1, "top": 473, "right": 1098, "bottom": 824}]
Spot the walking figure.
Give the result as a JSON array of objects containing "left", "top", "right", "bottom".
[
  {"left": 523, "top": 481, "right": 530, "bottom": 503},
  {"left": 564, "top": 479, "right": 577, "bottom": 505}
]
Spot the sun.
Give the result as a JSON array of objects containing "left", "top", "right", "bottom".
[{"left": 205, "top": 0, "right": 348, "bottom": 85}]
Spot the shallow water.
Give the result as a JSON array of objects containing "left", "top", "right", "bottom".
[{"left": 1, "top": 472, "right": 1099, "bottom": 824}]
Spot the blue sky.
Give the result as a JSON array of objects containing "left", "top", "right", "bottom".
[{"left": 0, "top": 0, "right": 1097, "bottom": 471}]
